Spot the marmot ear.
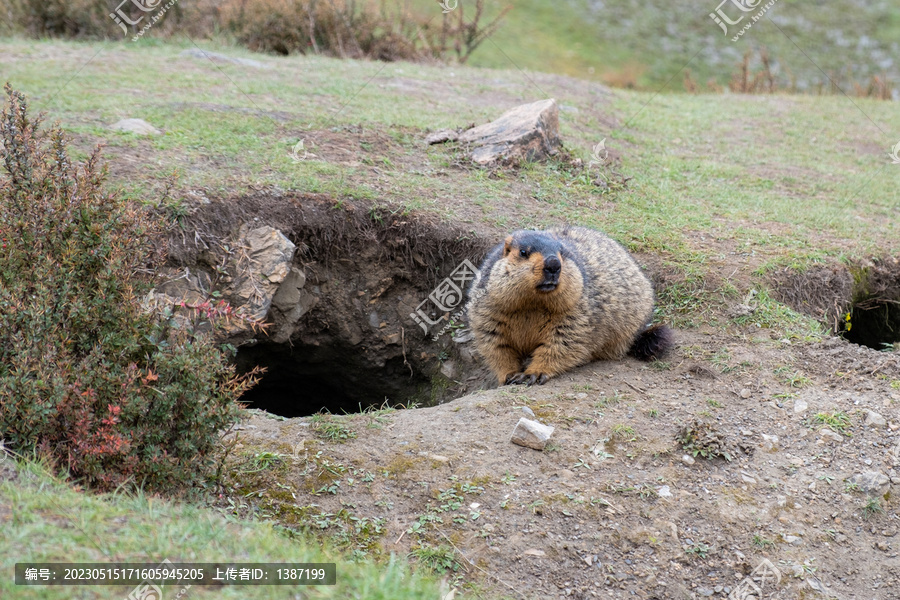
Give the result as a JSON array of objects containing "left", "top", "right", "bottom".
[{"left": 502, "top": 235, "right": 514, "bottom": 257}]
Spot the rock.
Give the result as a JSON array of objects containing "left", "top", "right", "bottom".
[
  {"left": 439, "top": 360, "right": 457, "bottom": 379},
  {"left": 179, "top": 48, "right": 268, "bottom": 68},
  {"left": 425, "top": 129, "right": 460, "bottom": 144},
  {"left": 761, "top": 434, "right": 779, "bottom": 452},
  {"left": 783, "top": 534, "right": 802, "bottom": 545},
  {"left": 849, "top": 471, "right": 891, "bottom": 496},
  {"left": 458, "top": 99, "right": 560, "bottom": 165},
  {"left": 793, "top": 398, "right": 808, "bottom": 414},
  {"left": 143, "top": 268, "right": 214, "bottom": 330},
  {"left": 521, "top": 406, "right": 536, "bottom": 419},
  {"left": 657, "top": 485, "right": 673, "bottom": 498},
  {"left": 271, "top": 267, "right": 307, "bottom": 312},
  {"left": 110, "top": 118, "right": 161, "bottom": 136},
  {"left": 523, "top": 549, "right": 546, "bottom": 557},
  {"left": 865, "top": 410, "right": 887, "bottom": 427},
  {"left": 223, "top": 225, "right": 295, "bottom": 334},
  {"left": 681, "top": 454, "right": 695, "bottom": 466},
  {"left": 510, "top": 418, "right": 554, "bottom": 450},
  {"left": 741, "top": 474, "right": 757, "bottom": 484},
  {"left": 739, "top": 388, "right": 751, "bottom": 399},
  {"left": 819, "top": 428, "right": 844, "bottom": 443}
]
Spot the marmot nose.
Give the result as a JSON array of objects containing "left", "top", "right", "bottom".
[{"left": 543, "top": 256, "right": 561, "bottom": 276}]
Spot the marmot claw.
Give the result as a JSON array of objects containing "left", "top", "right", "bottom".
[{"left": 505, "top": 372, "right": 549, "bottom": 386}]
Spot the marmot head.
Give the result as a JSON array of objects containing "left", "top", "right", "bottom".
[{"left": 496, "top": 231, "right": 583, "bottom": 306}]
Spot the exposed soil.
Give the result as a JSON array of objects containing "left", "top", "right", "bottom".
[
  {"left": 220, "top": 326, "right": 900, "bottom": 600},
  {"left": 196, "top": 196, "right": 900, "bottom": 599}
]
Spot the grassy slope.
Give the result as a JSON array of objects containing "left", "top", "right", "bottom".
[
  {"left": 0, "top": 458, "right": 441, "bottom": 599},
  {"left": 441, "top": 0, "right": 900, "bottom": 92},
  {"left": 2, "top": 37, "right": 896, "bottom": 265},
  {"left": 1, "top": 27, "right": 899, "bottom": 599}
]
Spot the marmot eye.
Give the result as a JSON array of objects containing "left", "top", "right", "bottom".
[{"left": 519, "top": 249, "right": 529, "bottom": 258}]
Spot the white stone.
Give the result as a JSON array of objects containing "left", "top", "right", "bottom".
[
  {"left": 510, "top": 418, "right": 554, "bottom": 450},
  {"left": 110, "top": 118, "right": 160, "bottom": 136}
]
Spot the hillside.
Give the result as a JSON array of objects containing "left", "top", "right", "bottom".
[{"left": 1, "top": 28, "right": 899, "bottom": 600}]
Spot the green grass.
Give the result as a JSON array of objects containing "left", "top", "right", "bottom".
[
  {"left": 0, "top": 458, "right": 441, "bottom": 599},
  {"left": 812, "top": 411, "right": 852, "bottom": 433},
  {"left": 310, "top": 415, "right": 357, "bottom": 443},
  {"left": 1, "top": 38, "right": 896, "bottom": 269},
  {"left": 426, "top": 0, "right": 900, "bottom": 93}
]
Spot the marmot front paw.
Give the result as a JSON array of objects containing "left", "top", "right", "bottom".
[{"left": 505, "top": 372, "right": 550, "bottom": 386}]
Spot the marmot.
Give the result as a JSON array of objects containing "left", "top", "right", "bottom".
[{"left": 467, "top": 226, "right": 672, "bottom": 385}]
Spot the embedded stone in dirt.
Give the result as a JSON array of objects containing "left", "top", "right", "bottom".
[
  {"left": 222, "top": 225, "right": 295, "bottom": 334},
  {"left": 458, "top": 98, "right": 560, "bottom": 164},
  {"left": 110, "top": 118, "right": 161, "bottom": 136},
  {"left": 510, "top": 418, "right": 554, "bottom": 450},
  {"left": 848, "top": 471, "right": 890, "bottom": 496},
  {"left": 865, "top": 410, "right": 887, "bottom": 427},
  {"left": 424, "top": 129, "right": 460, "bottom": 145}
]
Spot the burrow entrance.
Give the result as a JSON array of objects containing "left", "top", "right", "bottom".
[
  {"left": 843, "top": 298, "right": 900, "bottom": 351},
  {"left": 168, "top": 191, "right": 492, "bottom": 417},
  {"left": 772, "top": 258, "right": 900, "bottom": 351},
  {"left": 233, "top": 340, "right": 432, "bottom": 418}
]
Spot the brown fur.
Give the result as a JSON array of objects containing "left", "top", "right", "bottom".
[{"left": 467, "top": 226, "right": 669, "bottom": 385}]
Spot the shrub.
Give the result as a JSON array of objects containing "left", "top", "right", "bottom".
[
  {"left": 0, "top": 0, "right": 509, "bottom": 64},
  {"left": 0, "top": 84, "right": 254, "bottom": 492}
]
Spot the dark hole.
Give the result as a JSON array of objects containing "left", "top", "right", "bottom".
[
  {"left": 842, "top": 299, "right": 900, "bottom": 351},
  {"left": 234, "top": 341, "right": 429, "bottom": 418}
]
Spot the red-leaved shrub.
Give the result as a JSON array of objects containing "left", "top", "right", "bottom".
[{"left": 0, "top": 84, "right": 254, "bottom": 492}]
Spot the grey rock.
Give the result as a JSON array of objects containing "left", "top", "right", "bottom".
[
  {"left": 458, "top": 99, "right": 560, "bottom": 165},
  {"left": 440, "top": 360, "right": 456, "bottom": 379},
  {"left": 739, "top": 388, "right": 751, "bottom": 399},
  {"left": 681, "top": 454, "right": 696, "bottom": 466},
  {"left": 819, "top": 428, "right": 844, "bottom": 443},
  {"left": 223, "top": 225, "right": 295, "bottom": 335},
  {"left": 179, "top": 48, "right": 269, "bottom": 68},
  {"left": 110, "top": 118, "right": 160, "bottom": 136},
  {"left": 271, "top": 267, "right": 307, "bottom": 312},
  {"left": 143, "top": 268, "right": 213, "bottom": 331},
  {"left": 865, "top": 410, "right": 887, "bottom": 427},
  {"left": 793, "top": 398, "right": 808, "bottom": 414},
  {"left": 849, "top": 471, "right": 891, "bottom": 496},
  {"left": 425, "top": 129, "right": 459, "bottom": 144},
  {"left": 510, "top": 418, "right": 554, "bottom": 450}
]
